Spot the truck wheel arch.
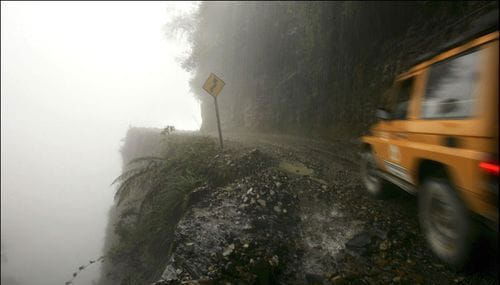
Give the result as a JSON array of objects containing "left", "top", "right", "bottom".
[
  {"left": 416, "top": 159, "right": 467, "bottom": 201},
  {"left": 362, "top": 143, "right": 372, "bottom": 152},
  {"left": 417, "top": 160, "right": 449, "bottom": 184}
]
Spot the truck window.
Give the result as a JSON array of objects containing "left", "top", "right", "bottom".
[
  {"left": 379, "top": 77, "right": 414, "bottom": 120},
  {"left": 421, "top": 49, "right": 480, "bottom": 119},
  {"left": 392, "top": 78, "right": 414, "bottom": 120}
]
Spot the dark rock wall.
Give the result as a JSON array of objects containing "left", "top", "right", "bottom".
[{"left": 187, "top": 1, "right": 497, "bottom": 139}]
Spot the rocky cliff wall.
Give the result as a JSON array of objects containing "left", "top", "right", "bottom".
[{"left": 186, "top": 2, "right": 498, "bottom": 139}]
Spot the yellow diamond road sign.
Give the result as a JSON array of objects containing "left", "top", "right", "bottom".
[{"left": 203, "top": 73, "right": 225, "bottom": 97}]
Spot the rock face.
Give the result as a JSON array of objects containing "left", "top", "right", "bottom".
[
  {"left": 158, "top": 169, "right": 303, "bottom": 283},
  {"left": 98, "top": 127, "right": 165, "bottom": 285},
  {"left": 185, "top": 2, "right": 497, "bottom": 139}
]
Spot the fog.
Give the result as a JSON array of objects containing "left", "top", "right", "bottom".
[{"left": 1, "top": 2, "right": 200, "bottom": 284}]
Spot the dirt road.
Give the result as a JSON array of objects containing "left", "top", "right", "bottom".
[{"left": 156, "top": 131, "right": 497, "bottom": 285}]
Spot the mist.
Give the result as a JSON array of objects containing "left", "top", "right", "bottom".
[{"left": 1, "top": 2, "right": 200, "bottom": 284}]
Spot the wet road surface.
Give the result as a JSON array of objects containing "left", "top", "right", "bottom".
[{"left": 156, "top": 131, "right": 498, "bottom": 285}]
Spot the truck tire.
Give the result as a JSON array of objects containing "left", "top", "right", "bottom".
[
  {"left": 418, "top": 177, "right": 474, "bottom": 269},
  {"left": 360, "top": 151, "right": 392, "bottom": 199}
]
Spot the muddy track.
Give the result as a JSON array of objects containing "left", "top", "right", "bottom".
[
  {"left": 223, "top": 132, "right": 497, "bottom": 283},
  {"left": 155, "top": 132, "right": 497, "bottom": 285}
]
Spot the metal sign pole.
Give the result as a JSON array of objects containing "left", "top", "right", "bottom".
[
  {"left": 202, "top": 73, "right": 225, "bottom": 150},
  {"left": 213, "top": 95, "right": 223, "bottom": 150}
]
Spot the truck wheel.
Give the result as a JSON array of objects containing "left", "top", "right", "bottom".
[
  {"left": 360, "top": 151, "right": 391, "bottom": 199},
  {"left": 418, "top": 177, "right": 473, "bottom": 269}
]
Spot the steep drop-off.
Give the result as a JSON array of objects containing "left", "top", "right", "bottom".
[
  {"left": 98, "top": 131, "right": 498, "bottom": 284},
  {"left": 96, "top": 3, "right": 500, "bottom": 283},
  {"left": 98, "top": 129, "right": 277, "bottom": 284},
  {"left": 98, "top": 127, "right": 165, "bottom": 284}
]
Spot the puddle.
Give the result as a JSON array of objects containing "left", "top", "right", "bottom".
[
  {"left": 279, "top": 160, "right": 314, "bottom": 176},
  {"left": 299, "top": 201, "right": 365, "bottom": 274}
]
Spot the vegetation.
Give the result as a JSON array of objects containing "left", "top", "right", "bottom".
[
  {"left": 102, "top": 134, "right": 218, "bottom": 284},
  {"left": 64, "top": 256, "right": 105, "bottom": 285},
  {"left": 170, "top": 1, "right": 497, "bottom": 138},
  {"left": 99, "top": 128, "right": 267, "bottom": 284},
  {"left": 96, "top": 2, "right": 499, "bottom": 284},
  {"left": 98, "top": 126, "right": 275, "bottom": 284}
]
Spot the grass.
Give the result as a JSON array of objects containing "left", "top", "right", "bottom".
[
  {"left": 107, "top": 134, "right": 219, "bottom": 284},
  {"left": 102, "top": 130, "right": 274, "bottom": 284}
]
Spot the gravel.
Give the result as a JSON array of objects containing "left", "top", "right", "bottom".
[{"left": 152, "top": 133, "right": 498, "bottom": 285}]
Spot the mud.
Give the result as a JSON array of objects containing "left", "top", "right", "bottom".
[{"left": 152, "top": 132, "right": 498, "bottom": 285}]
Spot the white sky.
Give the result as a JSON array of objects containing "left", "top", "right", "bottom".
[{"left": 1, "top": 1, "right": 200, "bottom": 284}]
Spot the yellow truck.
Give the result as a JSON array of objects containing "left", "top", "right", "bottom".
[{"left": 360, "top": 30, "right": 498, "bottom": 268}]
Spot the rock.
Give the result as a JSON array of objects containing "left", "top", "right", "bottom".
[
  {"left": 305, "top": 272, "right": 326, "bottom": 284},
  {"left": 373, "top": 228, "right": 388, "bottom": 240},
  {"left": 375, "top": 257, "right": 388, "bottom": 267},
  {"left": 222, "top": 244, "right": 235, "bottom": 257},
  {"left": 257, "top": 199, "right": 266, "bottom": 207},
  {"left": 346, "top": 232, "right": 372, "bottom": 249},
  {"left": 247, "top": 188, "right": 253, "bottom": 194},
  {"left": 330, "top": 275, "right": 348, "bottom": 285},
  {"left": 273, "top": 206, "right": 281, "bottom": 213},
  {"left": 432, "top": 263, "right": 444, "bottom": 268},
  {"left": 161, "top": 264, "right": 178, "bottom": 281},
  {"left": 275, "top": 182, "right": 282, "bottom": 188},
  {"left": 379, "top": 240, "right": 391, "bottom": 251},
  {"left": 268, "top": 255, "right": 279, "bottom": 267},
  {"left": 393, "top": 276, "right": 401, "bottom": 282},
  {"left": 186, "top": 281, "right": 214, "bottom": 285}
]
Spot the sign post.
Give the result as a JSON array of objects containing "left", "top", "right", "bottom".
[
  {"left": 213, "top": 96, "right": 223, "bottom": 149},
  {"left": 202, "top": 73, "right": 225, "bottom": 149}
]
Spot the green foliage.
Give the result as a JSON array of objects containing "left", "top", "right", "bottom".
[
  {"left": 111, "top": 156, "right": 168, "bottom": 206},
  {"left": 65, "top": 256, "right": 105, "bottom": 285},
  {"left": 107, "top": 135, "right": 219, "bottom": 284},
  {"left": 100, "top": 129, "right": 274, "bottom": 284},
  {"left": 170, "top": 1, "right": 496, "bottom": 138}
]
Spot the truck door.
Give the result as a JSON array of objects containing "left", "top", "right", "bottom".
[{"left": 381, "top": 76, "right": 419, "bottom": 184}]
